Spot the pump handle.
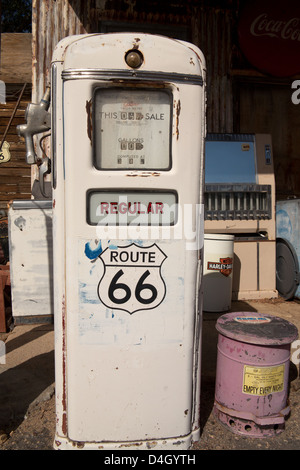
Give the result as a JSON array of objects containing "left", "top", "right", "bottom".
[
  {"left": 17, "top": 87, "right": 51, "bottom": 164},
  {"left": 17, "top": 87, "right": 51, "bottom": 197}
]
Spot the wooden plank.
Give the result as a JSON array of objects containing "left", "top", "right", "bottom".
[
  {"left": 3, "top": 145, "right": 27, "bottom": 153},
  {"left": 0, "top": 144, "right": 26, "bottom": 151},
  {"left": 0, "top": 193, "right": 31, "bottom": 201},
  {"left": 0, "top": 109, "right": 28, "bottom": 118},
  {"left": 0, "top": 122, "right": 28, "bottom": 131},
  {"left": 0, "top": 161, "right": 32, "bottom": 169},
  {"left": 0, "top": 184, "right": 31, "bottom": 192},
  {"left": 0, "top": 33, "right": 32, "bottom": 84},
  {"left": 0, "top": 99, "right": 29, "bottom": 107},
  {"left": 0, "top": 103, "right": 28, "bottom": 110},
  {"left": 0, "top": 175, "right": 30, "bottom": 183},
  {"left": 0, "top": 167, "right": 31, "bottom": 176},
  {"left": 0, "top": 155, "right": 28, "bottom": 163}
]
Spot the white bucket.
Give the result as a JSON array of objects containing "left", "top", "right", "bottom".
[{"left": 203, "top": 234, "right": 234, "bottom": 312}]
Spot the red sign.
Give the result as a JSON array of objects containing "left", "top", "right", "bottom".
[
  {"left": 207, "top": 257, "right": 233, "bottom": 277},
  {"left": 99, "top": 201, "right": 164, "bottom": 215},
  {"left": 238, "top": 0, "right": 300, "bottom": 77}
]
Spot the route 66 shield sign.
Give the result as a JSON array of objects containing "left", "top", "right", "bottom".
[
  {"left": 0, "top": 141, "right": 11, "bottom": 163},
  {"left": 98, "top": 243, "right": 167, "bottom": 314}
]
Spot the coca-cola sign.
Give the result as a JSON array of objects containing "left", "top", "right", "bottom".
[{"left": 238, "top": 0, "right": 300, "bottom": 77}]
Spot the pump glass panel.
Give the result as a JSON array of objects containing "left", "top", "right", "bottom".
[{"left": 94, "top": 89, "right": 172, "bottom": 170}]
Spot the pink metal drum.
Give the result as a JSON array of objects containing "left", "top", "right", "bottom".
[{"left": 214, "top": 312, "right": 298, "bottom": 437}]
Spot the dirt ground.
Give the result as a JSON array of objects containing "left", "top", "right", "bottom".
[
  {"left": 2, "top": 375, "right": 300, "bottom": 451},
  {"left": 0, "top": 298, "right": 300, "bottom": 451},
  {"left": 1, "top": 374, "right": 300, "bottom": 451},
  {"left": 0, "top": 392, "right": 56, "bottom": 450}
]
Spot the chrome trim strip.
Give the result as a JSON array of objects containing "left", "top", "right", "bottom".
[
  {"left": 51, "top": 64, "right": 57, "bottom": 189},
  {"left": 11, "top": 200, "right": 53, "bottom": 210},
  {"left": 62, "top": 69, "right": 203, "bottom": 86}
]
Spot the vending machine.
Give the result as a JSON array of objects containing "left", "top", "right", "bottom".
[
  {"left": 204, "top": 133, "right": 276, "bottom": 300},
  {"left": 19, "top": 33, "right": 206, "bottom": 450}
]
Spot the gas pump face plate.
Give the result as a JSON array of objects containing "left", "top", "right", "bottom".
[{"left": 93, "top": 87, "right": 172, "bottom": 171}]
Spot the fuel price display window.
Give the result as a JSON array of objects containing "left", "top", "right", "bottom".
[{"left": 93, "top": 88, "right": 172, "bottom": 170}]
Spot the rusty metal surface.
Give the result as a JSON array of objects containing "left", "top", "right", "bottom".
[
  {"left": 216, "top": 311, "right": 298, "bottom": 345},
  {"left": 214, "top": 399, "right": 290, "bottom": 426}
]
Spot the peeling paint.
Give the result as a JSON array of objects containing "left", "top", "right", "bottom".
[
  {"left": 61, "top": 294, "right": 67, "bottom": 436},
  {"left": 126, "top": 172, "right": 160, "bottom": 177},
  {"left": 146, "top": 440, "right": 158, "bottom": 449},
  {"left": 84, "top": 240, "right": 103, "bottom": 259},
  {"left": 132, "top": 37, "right": 141, "bottom": 49},
  {"left": 74, "top": 441, "right": 85, "bottom": 449},
  {"left": 86, "top": 99, "right": 92, "bottom": 144},
  {"left": 119, "top": 441, "right": 143, "bottom": 448},
  {"left": 176, "top": 99, "right": 181, "bottom": 140},
  {"left": 14, "top": 215, "right": 26, "bottom": 231}
]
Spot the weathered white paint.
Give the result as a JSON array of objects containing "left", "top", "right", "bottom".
[{"left": 8, "top": 201, "right": 53, "bottom": 321}]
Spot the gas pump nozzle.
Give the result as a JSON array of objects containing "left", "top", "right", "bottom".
[{"left": 17, "top": 86, "right": 51, "bottom": 196}]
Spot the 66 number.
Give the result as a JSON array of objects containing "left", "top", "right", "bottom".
[{"left": 108, "top": 269, "right": 158, "bottom": 305}]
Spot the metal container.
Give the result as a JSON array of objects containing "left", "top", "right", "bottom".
[
  {"left": 8, "top": 200, "right": 53, "bottom": 324},
  {"left": 214, "top": 311, "right": 298, "bottom": 437}
]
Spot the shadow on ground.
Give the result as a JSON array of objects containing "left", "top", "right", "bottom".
[{"left": 0, "top": 325, "right": 55, "bottom": 435}]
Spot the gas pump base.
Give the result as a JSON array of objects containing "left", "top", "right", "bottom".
[
  {"left": 213, "top": 400, "right": 289, "bottom": 438},
  {"left": 53, "top": 429, "right": 200, "bottom": 450}
]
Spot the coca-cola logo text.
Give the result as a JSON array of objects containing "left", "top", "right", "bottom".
[
  {"left": 238, "top": 0, "right": 300, "bottom": 77},
  {"left": 251, "top": 13, "right": 300, "bottom": 41}
]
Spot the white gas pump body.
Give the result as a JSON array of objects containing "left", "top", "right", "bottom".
[{"left": 52, "top": 33, "right": 206, "bottom": 450}]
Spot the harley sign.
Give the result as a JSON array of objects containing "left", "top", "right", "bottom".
[
  {"left": 207, "top": 257, "right": 233, "bottom": 277},
  {"left": 98, "top": 243, "right": 167, "bottom": 314}
]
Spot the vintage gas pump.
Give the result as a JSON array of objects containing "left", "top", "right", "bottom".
[{"left": 21, "top": 33, "right": 206, "bottom": 450}]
